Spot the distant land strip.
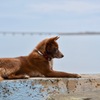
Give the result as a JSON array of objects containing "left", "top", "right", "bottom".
[{"left": 0, "top": 32, "right": 100, "bottom": 36}]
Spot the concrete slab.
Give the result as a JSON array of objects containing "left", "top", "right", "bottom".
[{"left": 0, "top": 74, "right": 100, "bottom": 100}]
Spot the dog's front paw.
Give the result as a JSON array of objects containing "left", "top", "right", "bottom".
[
  {"left": 24, "top": 75, "right": 30, "bottom": 79},
  {"left": 74, "top": 74, "right": 81, "bottom": 78}
]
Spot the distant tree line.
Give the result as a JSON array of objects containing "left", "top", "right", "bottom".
[{"left": 0, "top": 32, "right": 100, "bottom": 36}]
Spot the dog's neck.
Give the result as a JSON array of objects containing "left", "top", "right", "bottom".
[{"left": 35, "top": 48, "right": 52, "bottom": 61}]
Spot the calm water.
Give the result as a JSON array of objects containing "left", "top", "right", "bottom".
[{"left": 0, "top": 34, "right": 100, "bottom": 74}]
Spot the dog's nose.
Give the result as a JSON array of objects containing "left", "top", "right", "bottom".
[{"left": 61, "top": 54, "right": 64, "bottom": 58}]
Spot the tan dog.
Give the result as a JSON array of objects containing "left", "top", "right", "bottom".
[{"left": 0, "top": 36, "right": 81, "bottom": 80}]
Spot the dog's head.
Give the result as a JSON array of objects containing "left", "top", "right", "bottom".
[
  {"left": 35, "top": 36, "right": 64, "bottom": 60},
  {"left": 45, "top": 36, "right": 64, "bottom": 59}
]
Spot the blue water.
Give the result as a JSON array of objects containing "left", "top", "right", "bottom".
[{"left": 0, "top": 34, "right": 100, "bottom": 74}]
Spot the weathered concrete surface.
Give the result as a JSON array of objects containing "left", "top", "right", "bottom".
[
  {"left": 48, "top": 90, "right": 100, "bottom": 100},
  {"left": 0, "top": 74, "right": 100, "bottom": 100}
]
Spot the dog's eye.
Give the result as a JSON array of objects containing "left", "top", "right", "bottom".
[{"left": 54, "top": 48, "right": 58, "bottom": 53}]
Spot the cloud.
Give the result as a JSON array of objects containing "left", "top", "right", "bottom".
[{"left": 28, "top": 0, "right": 100, "bottom": 14}]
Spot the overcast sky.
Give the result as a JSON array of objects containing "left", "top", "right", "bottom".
[
  {"left": 0, "top": 1, "right": 100, "bottom": 74},
  {"left": 0, "top": 0, "right": 100, "bottom": 32}
]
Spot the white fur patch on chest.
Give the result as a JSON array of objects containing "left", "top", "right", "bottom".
[{"left": 49, "top": 60, "right": 53, "bottom": 70}]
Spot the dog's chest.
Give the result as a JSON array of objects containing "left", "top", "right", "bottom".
[{"left": 49, "top": 60, "right": 53, "bottom": 70}]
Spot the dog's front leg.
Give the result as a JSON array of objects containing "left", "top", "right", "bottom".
[{"left": 46, "top": 71, "right": 81, "bottom": 78}]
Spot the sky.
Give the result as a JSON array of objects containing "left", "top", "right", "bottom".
[
  {"left": 0, "top": 0, "right": 100, "bottom": 74},
  {"left": 0, "top": 0, "right": 100, "bottom": 32}
]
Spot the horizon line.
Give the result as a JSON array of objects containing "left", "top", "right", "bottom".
[{"left": 0, "top": 31, "right": 100, "bottom": 36}]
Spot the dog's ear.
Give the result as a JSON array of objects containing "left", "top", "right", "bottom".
[
  {"left": 53, "top": 36, "right": 59, "bottom": 41},
  {"left": 48, "top": 36, "right": 60, "bottom": 42}
]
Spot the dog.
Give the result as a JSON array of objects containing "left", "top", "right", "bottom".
[{"left": 0, "top": 36, "right": 81, "bottom": 81}]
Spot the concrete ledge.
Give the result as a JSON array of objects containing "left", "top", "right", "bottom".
[{"left": 0, "top": 74, "right": 100, "bottom": 100}]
